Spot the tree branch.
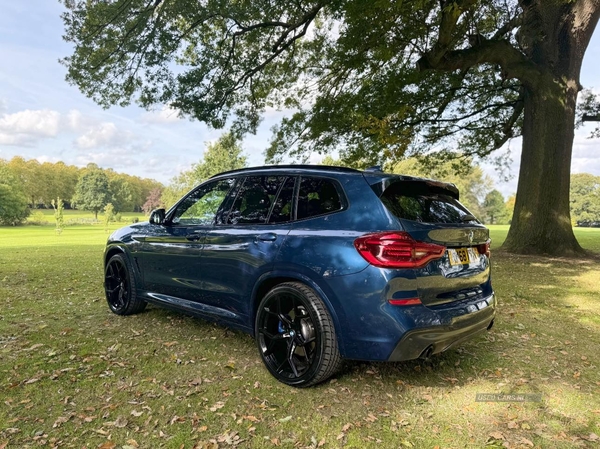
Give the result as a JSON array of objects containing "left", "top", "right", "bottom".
[{"left": 418, "top": 36, "right": 543, "bottom": 86}]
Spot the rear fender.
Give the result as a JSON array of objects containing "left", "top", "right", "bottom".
[{"left": 251, "top": 269, "right": 346, "bottom": 356}]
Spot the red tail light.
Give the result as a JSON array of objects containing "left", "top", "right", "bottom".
[
  {"left": 354, "top": 232, "right": 446, "bottom": 269},
  {"left": 388, "top": 298, "right": 422, "bottom": 306},
  {"left": 477, "top": 239, "right": 491, "bottom": 258}
]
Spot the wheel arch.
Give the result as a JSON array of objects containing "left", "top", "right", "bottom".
[
  {"left": 251, "top": 271, "right": 346, "bottom": 355},
  {"left": 104, "top": 245, "right": 126, "bottom": 266}
]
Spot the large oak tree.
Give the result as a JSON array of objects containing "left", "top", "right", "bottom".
[{"left": 61, "top": 0, "right": 600, "bottom": 255}]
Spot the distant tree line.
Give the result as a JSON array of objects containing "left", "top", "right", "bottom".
[
  {"left": 0, "top": 157, "right": 163, "bottom": 225},
  {"left": 570, "top": 173, "right": 600, "bottom": 226},
  {"left": 7, "top": 142, "right": 597, "bottom": 228}
]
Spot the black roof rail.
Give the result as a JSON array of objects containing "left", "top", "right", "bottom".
[
  {"left": 364, "top": 165, "right": 383, "bottom": 172},
  {"left": 210, "top": 164, "right": 363, "bottom": 178}
]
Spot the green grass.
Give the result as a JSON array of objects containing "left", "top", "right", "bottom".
[
  {"left": 487, "top": 224, "right": 600, "bottom": 253},
  {"left": 1, "top": 224, "right": 600, "bottom": 448},
  {"left": 27, "top": 209, "right": 146, "bottom": 225}
]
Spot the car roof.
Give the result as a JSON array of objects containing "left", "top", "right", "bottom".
[
  {"left": 210, "top": 164, "right": 363, "bottom": 178},
  {"left": 209, "top": 164, "right": 459, "bottom": 198}
]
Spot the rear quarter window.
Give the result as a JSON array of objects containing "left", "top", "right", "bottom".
[
  {"left": 297, "top": 177, "right": 344, "bottom": 220},
  {"left": 380, "top": 181, "right": 476, "bottom": 224}
]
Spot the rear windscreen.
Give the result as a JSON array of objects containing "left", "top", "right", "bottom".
[{"left": 380, "top": 181, "right": 476, "bottom": 224}]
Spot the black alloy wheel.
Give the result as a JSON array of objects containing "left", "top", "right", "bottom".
[
  {"left": 104, "top": 253, "right": 146, "bottom": 315},
  {"left": 255, "top": 282, "right": 342, "bottom": 387}
]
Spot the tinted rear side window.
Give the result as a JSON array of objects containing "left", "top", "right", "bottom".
[
  {"left": 227, "top": 176, "right": 286, "bottom": 225},
  {"left": 297, "top": 177, "right": 342, "bottom": 220},
  {"left": 380, "top": 181, "right": 474, "bottom": 224}
]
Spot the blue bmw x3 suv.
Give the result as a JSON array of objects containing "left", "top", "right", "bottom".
[{"left": 104, "top": 165, "right": 495, "bottom": 387}]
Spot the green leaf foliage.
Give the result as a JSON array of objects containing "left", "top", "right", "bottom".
[
  {"left": 483, "top": 189, "right": 508, "bottom": 225},
  {"left": 570, "top": 173, "right": 600, "bottom": 225},
  {"left": 73, "top": 167, "right": 112, "bottom": 219},
  {"left": 61, "top": 0, "right": 527, "bottom": 165},
  {"left": 0, "top": 162, "right": 30, "bottom": 226}
]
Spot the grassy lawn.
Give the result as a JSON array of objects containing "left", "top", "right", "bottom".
[
  {"left": 1, "top": 224, "right": 599, "bottom": 448},
  {"left": 27, "top": 209, "right": 147, "bottom": 225}
]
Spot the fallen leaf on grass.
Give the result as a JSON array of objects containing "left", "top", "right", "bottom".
[
  {"left": 520, "top": 437, "right": 534, "bottom": 447},
  {"left": 278, "top": 415, "right": 292, "bottom": 423},
  {"left": 209, "top": 401, "right": 225, "bottom": 412},
  {"left": 98, "top": 443, "right": 116, "bottom": 449},
  {"left": 365, "top": 413, "right": 378, "bottom": 422},
  {"left": 170, "top": 415, "right": 185, "bottom": 425},
  {"left": 586, "top": 433, "right": 599, "bottom": 441},
  {"left": 52, "top": 416, "right": 71, "bottom": 428},
  {"left": 489, "top": 431, "right": 505, "bottom": 440},
  {"left": 113, "top": 416, "right": 128, "bottom": 428}
]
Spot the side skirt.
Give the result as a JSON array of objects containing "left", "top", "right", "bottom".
[{"left": 140, "top": 291, "right": 253, "bottom": 334}]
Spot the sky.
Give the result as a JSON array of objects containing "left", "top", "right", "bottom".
[{"left": 0, "top": 2, "right": 599, "bottom": 198}]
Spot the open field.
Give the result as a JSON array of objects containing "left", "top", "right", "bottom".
[
  {"left": 26, "top": 209, "right": 147, "bottom": 225},
  {"left": 1, "top": 225, "right": 599, "bottom": 448}
]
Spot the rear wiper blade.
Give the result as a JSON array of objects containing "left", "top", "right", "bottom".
[{"left": 461, "top": 214, "right": 477, "bottom": 222}]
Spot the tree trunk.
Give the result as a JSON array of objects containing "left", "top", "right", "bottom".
[{"left": 502, "top": 75, "right": 584, "bottom": 255}]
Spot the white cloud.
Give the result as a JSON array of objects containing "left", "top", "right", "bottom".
[
  {"left": 75, "top": 122, "right": 134, "bottom": 149},
  {"left": 0, "top": 108, "right": 61, "bottom": 145},
  {"left": 141, "top": 105, "right": 182, "bottom": 124}
]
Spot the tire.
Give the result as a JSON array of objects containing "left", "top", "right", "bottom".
[
  {"left": 104, "top": 253, "right": 146, "bottom": 316},
  {"left": 255, "top": 282, "right": 342, "bottom": 387}
]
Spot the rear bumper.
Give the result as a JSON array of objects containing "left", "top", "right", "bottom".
[{"left": 387, "top": 293, "right": 496, "bottom": 361}]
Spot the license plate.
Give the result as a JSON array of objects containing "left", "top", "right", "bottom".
[{"left": 448, "top": 247, "right": 479, "bottom": 266}]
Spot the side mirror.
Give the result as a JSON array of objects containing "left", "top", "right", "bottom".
[{"left": 149, "top": 208, "right": 166, "bottom": 225}]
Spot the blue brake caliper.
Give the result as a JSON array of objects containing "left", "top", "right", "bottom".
[{"left": 278, "top": 320, "right": 286, "bottom": 334}]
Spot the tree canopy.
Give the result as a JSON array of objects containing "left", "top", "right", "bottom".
[
  {"left": 73, "top": 167, "right": 112, "bottom": 219},
  {"left": 0, "top": 162, "right": 30, "bottom": 226},
  {"left": 483, "top": 189, "right": 508, "bottom": 224},
  {"left": 61, "top": 0, "right": 600, "bottom": 255},
  {"left": 570, "top": 173, "right": 600, "bottom": 224},
  {"left": 1, "top": 157, "right": 162, "bottom": 213}
]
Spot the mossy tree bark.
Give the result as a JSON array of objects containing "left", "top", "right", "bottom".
[{"left": 503, "top": 77, "right": 583, "bottom": 255}]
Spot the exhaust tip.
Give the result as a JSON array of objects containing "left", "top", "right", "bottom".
[{"left": 419, "top": 345, "right": 434, "bottom": 360}]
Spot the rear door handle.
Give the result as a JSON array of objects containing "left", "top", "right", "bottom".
[
  {"left": 185, "top": 235, "right": 201, "bottom": 242},
  {"left": 185, "top": 232, "right": 203, "bottom": 242},
  {"left": 256, "top": 233, "right": 277, "bottom": 242}
]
